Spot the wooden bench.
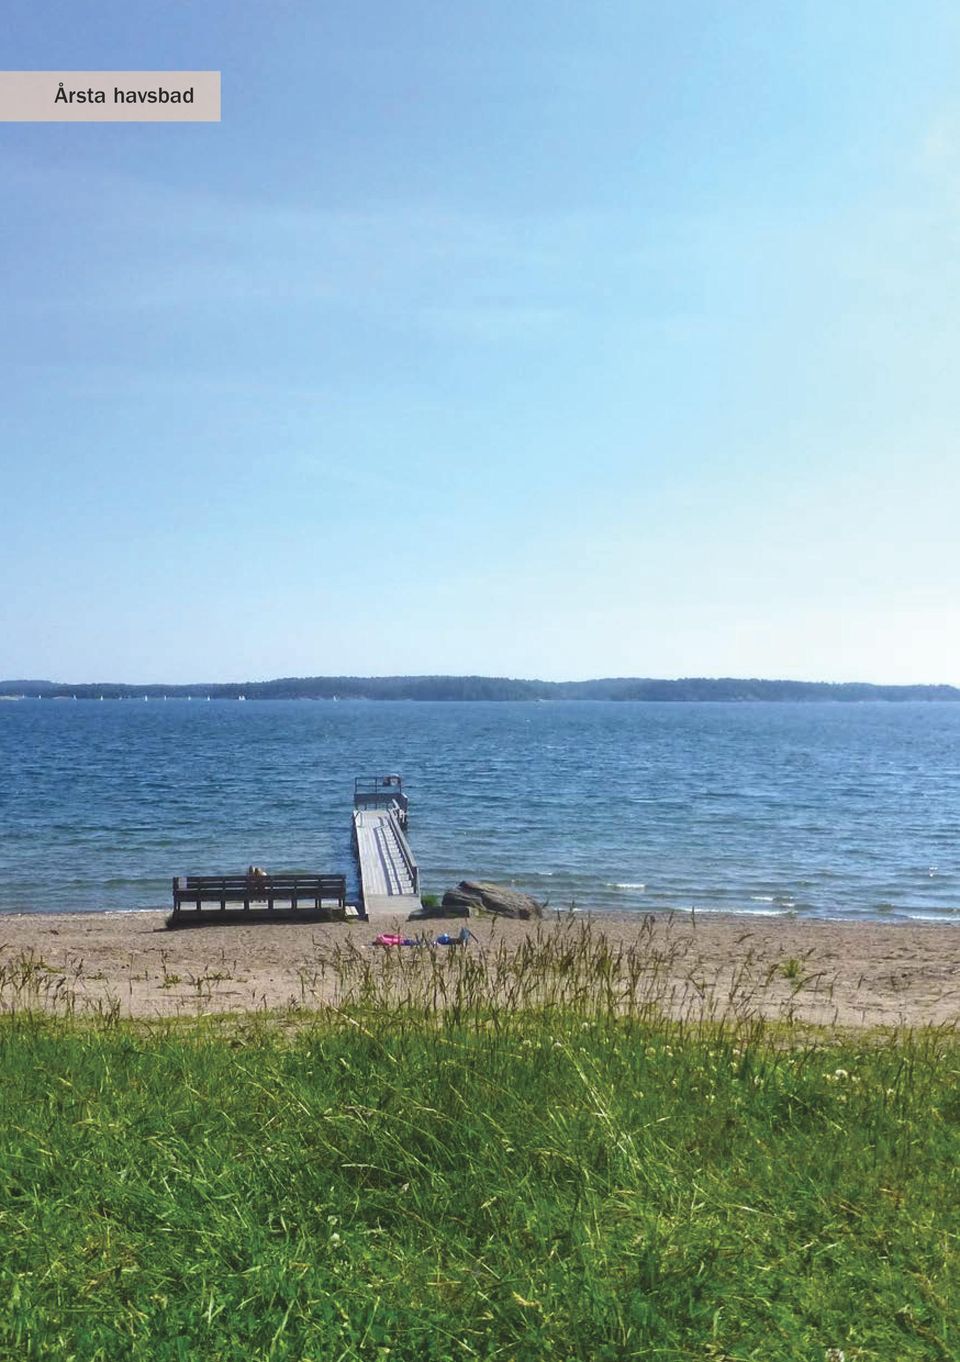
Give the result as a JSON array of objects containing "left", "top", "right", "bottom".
[{"left": 169, "top": 873, "right": 348, "bottom": 927}]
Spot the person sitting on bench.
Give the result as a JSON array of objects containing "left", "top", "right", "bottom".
[{"left": 246, "top": 865, "right": 268, "bottom": 901}]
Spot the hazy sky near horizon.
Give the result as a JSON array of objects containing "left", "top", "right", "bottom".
[{"left": 3, "top": 2, "right": 960, "bottom": 684}]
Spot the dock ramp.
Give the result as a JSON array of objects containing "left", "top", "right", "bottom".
[{"left": 352, "top": 776, "right": 422, "bottom": 918}]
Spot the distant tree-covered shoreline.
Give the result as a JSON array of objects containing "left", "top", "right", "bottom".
[{"left": 3, "top": 676, "right": 959, "bottom": 701}]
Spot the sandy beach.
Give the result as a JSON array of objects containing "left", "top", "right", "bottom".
[{"left": 0, "top": 908, "right": 958, "bottom": 1029}]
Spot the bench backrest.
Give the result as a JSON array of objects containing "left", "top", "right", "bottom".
[
  {"left": 173, "top": 874, "right": 346, "bottom": 906},
  {"left": 177, "top": 874, "right": 344, "bottom": 889}
]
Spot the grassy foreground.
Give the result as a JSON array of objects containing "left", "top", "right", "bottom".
[{"left": 0, "top": 932, "right": 958, "bottom": 1360}]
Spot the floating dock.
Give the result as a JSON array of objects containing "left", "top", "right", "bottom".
[{"left": 353, "top": 775, "right": 422, "bottom": 918}]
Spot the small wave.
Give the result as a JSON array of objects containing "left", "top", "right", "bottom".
[
  {"left": 608, "top": 882, "right": 646, "bottom": 891},
  {"left": 99, "top": 906, "right": 167, "bottom": 914},
  {"left": 694, "top": 905, "right": 792, "bottom": 918},
  {"left": 750, "top": 895, "right": 775, "bottom": 902},
  {"left": 0, "top": 905, "right": 165, "bottom": 919}
]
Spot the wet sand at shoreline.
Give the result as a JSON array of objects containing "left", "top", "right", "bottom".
[{"left": 0, "top": 909, "right": 958, "bottom": 1029}]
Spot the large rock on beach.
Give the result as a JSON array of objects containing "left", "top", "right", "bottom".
[{"left": 440, "top": 881, "right": 545, "bottom": 919}]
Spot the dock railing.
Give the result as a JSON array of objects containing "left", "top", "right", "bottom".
[
  {"left": 354, "top": 775, "right": 409, "bottom": 825},
  {"left": 387, "top": 807, "right": 420, "bottom": 895}
]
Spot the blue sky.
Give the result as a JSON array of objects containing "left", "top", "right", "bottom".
[{"left": 3, "top": 2, "right": 960, "bottom": 684}]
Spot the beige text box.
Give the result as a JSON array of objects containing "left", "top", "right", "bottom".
[{"left": 0, "top": 71, "right": 220, "bottom": 122}]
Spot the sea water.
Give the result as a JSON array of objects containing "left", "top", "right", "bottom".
[{"left": 1, "top": 698, "right": 959, "bottom": 922}]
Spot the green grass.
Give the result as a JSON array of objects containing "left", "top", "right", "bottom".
[{"left": 0, "top": 927, "right": 958, "bottom": 1360}]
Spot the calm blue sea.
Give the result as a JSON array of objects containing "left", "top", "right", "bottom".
[{"left": 1, "top": 698, "right": 959, "bottom": 922}]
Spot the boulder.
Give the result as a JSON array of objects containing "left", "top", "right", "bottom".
[{"left": 440, "top": 880, "right": 544, "bottom": 920}]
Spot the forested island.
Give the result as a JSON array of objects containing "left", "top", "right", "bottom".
[{"left": 3, "top": 676, "right": 959, "bottom": 701}]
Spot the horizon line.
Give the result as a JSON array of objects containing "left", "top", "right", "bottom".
[{"left": 4, "top": 673, "right": 959, "bottom": 691}]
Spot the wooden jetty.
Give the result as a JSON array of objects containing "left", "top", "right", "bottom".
[
  {"left": 353, "top": 775, "right": 422, "bottom": 918},
  {"left": 166, "top": 775, "right": 423, "bottom": 927}
]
